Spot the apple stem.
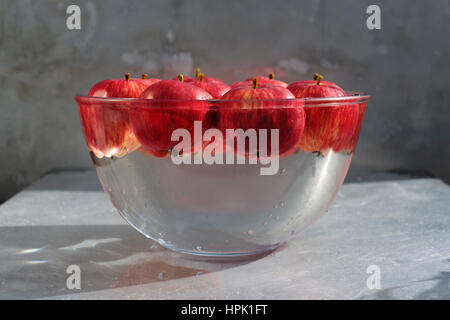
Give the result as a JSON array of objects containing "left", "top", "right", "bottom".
[
  {"left": 313, "top": 151, "right": 324, "bottom": 157},
  {"left": 141, "top": 74, "right": 148, "bottom": 79},
  {"left": 253, "top": 77, "right": 258, "bottom": 89},
  {"left": 268, "top": 73, "right": 274, "bottom": 80},
  {"left": 195, "top": 68, "right": 200, "bottom": 78},
  {"left": 177, "top": 73, "right": 184, "bottom": 82},
  {"left": 198, "top": 73, "right": 205, "bottom": 82},
  {"left": 124, "top": 73, "right": 131, "bottom": 81},
  {"left": 314, "top": 73, "right": 324, "bottom": 85}
]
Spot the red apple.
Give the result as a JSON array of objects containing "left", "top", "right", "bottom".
[
  {"left": 189, "top": 73, "right": 231, "bottom": 98},
  {"left": 342, "top": 101, "right": 367, "bottom": 153},
  {"left": 137, "top": 146, "right": 170, "bottom": 158},
  {"left": 172, "top": 75, "right": 194, "bottom": 82},
  {"left": 219, "top": 78, "right": 305, "bottom": 158},
  {"left": 80, "top": 73, "right": 156, "bottom": 158},
  {"left": 88, "top": 73, "right": 157, "bottom": 98},
  {"left": 130, "top": 74, "right": 213, "bottom": 156},
  {"left": 172, "top": 68, "right": 229, "bottom": 86},
  {"left": 287, "top": 73, "right": 343, "bottom": 95},
  {"left": 139, "top": 74, "right": 212, "bottom": 100},
  {"left": 231, "top": 73, "right": 288, "bottom": 88},
  {"left": 291, "top": 74, "right": 358, "bottom": 156},
  {"left": 191, "top": 68, "right": 228, "bottom": 85},
  {"left": 140, "top": 73, "right": 162, "bottom": 88}
]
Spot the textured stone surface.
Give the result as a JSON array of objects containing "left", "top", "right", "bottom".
[
  {"left": 0, "top": 171, "right": 449, "bottom": 299},
  {"left": 1, "top": 1, "right": 450, "bottom": 201}
]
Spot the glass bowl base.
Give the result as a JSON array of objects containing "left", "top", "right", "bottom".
[{"left": 155, "top": 240, "right": 284, "bottom": 261}]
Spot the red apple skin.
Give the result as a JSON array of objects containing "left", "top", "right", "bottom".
[
  {"left": 80, "top": 74, "right": 156, "bottom": 158},
  {"left": 137, "top": 146, "right": 170, "bottom": 158},
  {"left": 178, "top": 68, "right": 229, "bottom": 86},
  {"left": 201, "top": 76, "right": 226, "bottom": 85},
  {"left": 287, "top": 73, "right": 343, "bottom": 94},
  {"left": 247, "top": 76, "right": 288, "bottom": 88},
  {"left": 139, "top": 79, "right": 213, "bottom": 100},
  {"left": 287, "top": 80, "right": 343, "bottom": 95},
  {"left": 292, "top": 84, "right": 359, "bottom": 155},
  {"left": 189, "top": 75, "right": 228, "bottom": 85},
  {"left": 219, "top": 83, "right": 305, "bottom": 158},
  {"left": 140, "top": 74, "right": 161, "bottom": 88},
  {"left": 293, "top": 84, "right": 344, "bottom": 98},
  {"left": 88, "top": 75, "right": 156, "bottom": 98},
  {"left": 172, "top": 73, "right": 229, "bottom": 85},
  {"left": 342, "top": 102, "right": 367, "bottom": 153},
  {"left": 172, "top": 75, "right": 194, "bottom": 82},
  {"left": 232, "top": 75, "right": 288, "bottom": 89},
  {"left": 130, "top": 79, "right": 213, "bottom": 156},
  {"left": 189, "top": 77, "right": 231, "bottom": 98}
]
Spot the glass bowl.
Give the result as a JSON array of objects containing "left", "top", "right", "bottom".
[{"left": 75, "top": 93, "right": 370, "bottom": 257}]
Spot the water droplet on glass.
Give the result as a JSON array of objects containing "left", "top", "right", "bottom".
[
  {"left": 279, "top": 201, "right": 285, "bottom": 208},
  {"left": 280, "top": 168, "right": 286, "bottom": 174},
  {"left": 263, "top": 221, "right": 268, "bottom": 226},
  {"left": 275, "top": 216, "right": 280, "bottom": 221},
  {"left": 157, "top": 272, "right": 164, "bottom": 280},
  {"left": 247, "top": 229, "right": 255, "bottom": 235}
]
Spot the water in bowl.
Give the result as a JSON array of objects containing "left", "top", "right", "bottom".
[{"left": 92, "top": 148, "right": 352, "bottom": 256}]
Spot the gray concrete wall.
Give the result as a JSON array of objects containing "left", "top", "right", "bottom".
[{"left": 1, "top": 0, "right": 449, "bottom": 201}]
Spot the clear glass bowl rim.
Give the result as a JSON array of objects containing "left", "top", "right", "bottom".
[{"left": 75, "top": 92, "right": 371, "bottom": 109}]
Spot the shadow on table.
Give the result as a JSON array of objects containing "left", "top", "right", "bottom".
[
  {"left": 345, "top": 169, "right": 435, "bottom": 184},
  {"left": 28, "top": 169, "right": 103, "bottom": 192},
  {"left": 0, "top": 225, "right": 270, "bottom": 299},
  {"left": 412, "top": 270, "right": 450, "bottom": 299}
]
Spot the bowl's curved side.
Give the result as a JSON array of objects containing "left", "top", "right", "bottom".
[{"left": 76, "top": 96, "right": 369, "bottom": 256}]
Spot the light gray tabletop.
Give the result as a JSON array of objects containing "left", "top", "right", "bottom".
[{"left": 0, "top": 170, "right": 449, "bottom": 300}]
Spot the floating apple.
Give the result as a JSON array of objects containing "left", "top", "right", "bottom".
[
  {"left": 88, "top": 73, "right": 157, "bottom": 98},
  {"left": 231, "top": 73, "right": 288, "bottom": 88},
  {"left": 190, "top": 73, "right": 231, "bottom": 98},
  {"left": 80, "top": 73, "right": 155, "bottom": 158},
  {"left": 140, "top": 73, "right": 162, "bottom": 88},
  {"left": 171, "top": 75, "right": 194, "bottom": 82},
  {"left": 137, "top": 146, "right": 171, "bottom": 158},
  {"left": 191, "top": 68, "right": 228, "bottom": 85},
  {"left": 287, "top": 73, "right": 342, "bottom": 95},
  {"left": 141, "top": 74, "right": 212, "bottom": 100},
  {"left": 342, "top": 101, "right": 367, "bottom": 153},
  {"left": 290, "top": 74, "right": 358, "bottom": 156},
  {"left": 172, "top": 68, "right": 229, "bottom": 86},
  {"left": 219, "top": 78, "right": 305, "bottom": 158},
  {"left": 130, "top": 74, "right": 213, "bottom": 156}
]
